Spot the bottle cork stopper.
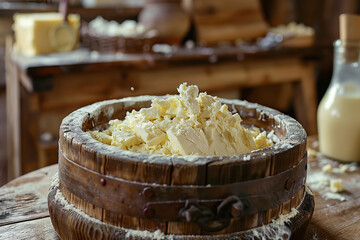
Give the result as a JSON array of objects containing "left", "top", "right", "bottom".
[
  {"left": 339, "top": 14, "right": 360, "bottom": 62},
  {"left": 340, "top": 14, "right": 360, "bottom": 43}
]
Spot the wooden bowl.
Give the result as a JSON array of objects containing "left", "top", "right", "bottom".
[{"left": 48, "top": 96, "right": 314, "bottom": 239}]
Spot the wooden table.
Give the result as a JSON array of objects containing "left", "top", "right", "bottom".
[
  {"left": 304, "top": 136, "right": 360, "bottom": 240},
  {"left": 1, "top": 137, "right": 359, "bottom": 239},
  {"left": 6, "top": 38, "right": 323, "bottom": 179}
]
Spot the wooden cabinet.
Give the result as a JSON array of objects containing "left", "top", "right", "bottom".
[{"left": 6, "top": 39, "right": 319, "bottom": 179}]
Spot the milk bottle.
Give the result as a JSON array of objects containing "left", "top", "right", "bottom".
[{"left": 317, "top": 40, "right": 360, "bottom": 162}]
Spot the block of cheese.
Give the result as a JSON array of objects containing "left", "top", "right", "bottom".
[{"left": 13, "top": 12, "right": 80, "bottom": 56}]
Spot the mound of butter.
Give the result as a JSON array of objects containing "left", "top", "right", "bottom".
[
  {"left": 13, "top": 13, "right": 80, "bottom": 56},
  {"left": 89, "top": 83, "right": 273, "bottom": 156}
]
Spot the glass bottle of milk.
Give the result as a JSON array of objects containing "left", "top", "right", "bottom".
[{"left": 318, "top": 40, "right": 360, "bottom": 162}]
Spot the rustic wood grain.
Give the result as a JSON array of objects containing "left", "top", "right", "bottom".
[
  {"left": 35, "top": 58, "right": 310, "bottom": 111},
  {"left": 183, "top": 0, "right": 268, "bottom": 44},
  {"left": 167, "top": 159, "right": 207, "bottom": 235},
  {"left": 293, "top": 62, "right": 318, "bottom": 134},
  {"left": 5, "top": 36, "right": 21, "bottom": 179},
  {"left": 304, "top": 136, "right": 360, "bottom": 240},
  {"left": 55, "top": 96, "right": 308, "bottom": 236},
  {"left": 58, "top": 99, "right": 173, "bottom": 233},
  {"left": 0, "top": 217, "right": 59, "bottom": 240},
  {"left": 0, "top": 89, "right": 7, "bottom": 187},
  {"left": 1, "top": 135, "right": 360, "bottom": 239},
  {"left": 48, "top": 181, "right": 314, "bottom": 240},
  {"left": 7, "top": 38, "right": 320, "bottom": 177},
  {"left": 0, "top": 165, "right": 56, "bottom": 227}
]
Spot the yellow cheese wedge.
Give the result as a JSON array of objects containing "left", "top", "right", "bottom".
[
  {"left": 49, "top": 23, "right": 76, "bottom": 52},
  {"left": 13, "top": 12, "right": 80, "bottom": 56}
]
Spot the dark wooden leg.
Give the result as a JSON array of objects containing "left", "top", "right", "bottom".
[{"left": 294, "top": 62, "right": 318, "bottom": 135}]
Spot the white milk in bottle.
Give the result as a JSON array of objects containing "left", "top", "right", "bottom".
[{"left": 318, "top": 40, "right": 360, "bottom": 162}]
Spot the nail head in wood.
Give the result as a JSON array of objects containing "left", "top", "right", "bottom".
[
  {"left": 100, "top": 178, "right": 106, "bottom": 186},
  {"left": 143, "top": 207, "right": 155, "bottom": 218},
  {"left": 142, "top": 187, "right": 154, "bottom": 199}
]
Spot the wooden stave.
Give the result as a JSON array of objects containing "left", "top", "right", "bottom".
[
  {"left": 57, "top": 96, "right": 307, "bottom": 235},
  {"left": 58, "top": 148, "right": 307, "bottom": 222},
  {"left": 58, "top": 180, "right": 306, "bottom": 234},
  {"left": 49, "top": 182, "right": 314, "bottom": 240},
  {"left": 59, "top": 96, "right": 307, "bottom": 182}
]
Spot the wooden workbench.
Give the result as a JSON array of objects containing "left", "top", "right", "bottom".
[
  {"left": 0, "top": 137, "right": 359, "bottom": 239},
  {"left": 6, "top": 39, "right": 320, "bottom": 179}
]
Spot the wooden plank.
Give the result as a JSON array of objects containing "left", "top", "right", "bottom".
[
  {"left": 294, "top": 62, "right": 318, "bottom": 135},
  {"left": 166, "top": 159, "right": 207, "bottom": 235},
  {"left": 103, "top": 147, "right": 170, "bottom": 232},
  {"left": 38, "top": 69, "right": 125, "bottom": 110},
  {"left": 34, "top": 57, "right": 308, "bottom": 111},
  {"left": 184, "top": 0, "right": 261, "bottom": 15},
  {"left": 60, "top": 184, "right": 103, "bottom": 221},
  {"left": 0, "top": 2, "right": 140, "bottom": 21},
  {"left": 20, "top": 86, "right": 41, "bottom": 174},
  {"left": 304, "top": 136, "right": 360, "bottom": 240},
  {"left": 5, "top": 36, "right": 21, "bottom": 180},
  {"left": 183, "top": 0, "right": 268, "bottom": 44},
  {"left": 196, "top": 21, "right": 268, "bottom": 44},
  {"left": 124, "top": 58, "right": 306, "bottom": 102},
  {"left": 0, "top": 90, "right": 7, "bottom": 187},
  {"left": 0, "top": 217, "right": 58, "bottom": 240},
  {"left": 307, "top": 198, "right": 360, "bottom": 240},
  {"left": 0, "top": 165, "right": 57, "bottom": 227}
]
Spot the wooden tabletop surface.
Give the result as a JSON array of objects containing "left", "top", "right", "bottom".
[{"left": 0, "top": 136, "right": 359, "bottom": 240}]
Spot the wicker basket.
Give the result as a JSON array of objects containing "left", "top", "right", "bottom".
[{"left": 81, "top": 23, "right": 158, "bottom": 53}]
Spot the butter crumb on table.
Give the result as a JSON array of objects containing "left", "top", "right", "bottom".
[
  {"left": 322, "top": 164, "right": 333, "bottom": 173},
  {"left": 307, "top": 148, "right": 317, "bottom": 158},
  {"left": 330, "top": 179, "right": 345, "bottom": 193},
  {"left": 88, "top": 83, "right": 273, "bottom": 157},
  {"left": 339, "top": 164, "right": 349, "bottom": 173}
]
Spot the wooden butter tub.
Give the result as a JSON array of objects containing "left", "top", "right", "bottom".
[{"left": 48, "top": 96, "right": 314, "bottom": 240}]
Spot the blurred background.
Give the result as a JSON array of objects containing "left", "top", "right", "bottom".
[{"left": 0, "top": 0, "right": 359, "bottom": 186}]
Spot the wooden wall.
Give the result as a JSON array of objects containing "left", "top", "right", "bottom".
[
  {"left": 242, "top": 0, "right": 359, "bottom": 114},
  {"left": 260, "top": 0, "right": 359, "bottom": 99}
]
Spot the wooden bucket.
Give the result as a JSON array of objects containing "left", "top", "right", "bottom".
[{"left": 48, "top": 96, "right": 314, "bottom": 239}]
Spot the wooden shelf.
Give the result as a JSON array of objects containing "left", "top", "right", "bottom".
[
  {"left": 11, "top": 45, "right": 325, "bottom": 80},
  {"left": 0, "top": 2, "right": 141, "bottom": 21}
]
